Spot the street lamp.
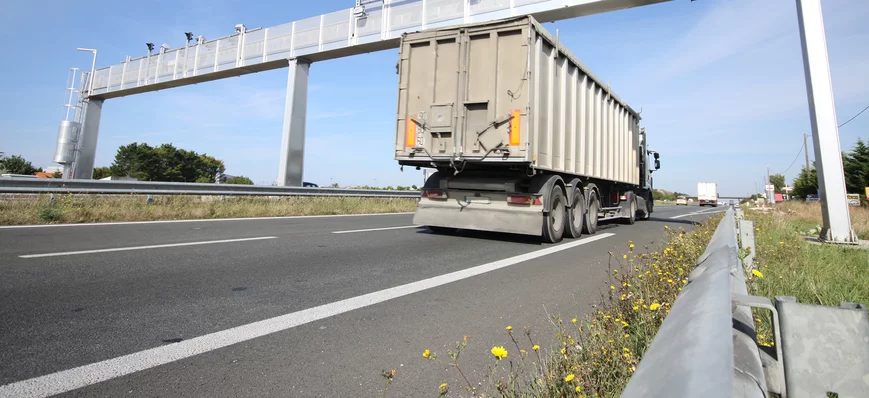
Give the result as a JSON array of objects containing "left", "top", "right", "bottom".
[{"left": 76, "top": 48, "right": 97, "bottom": 97}]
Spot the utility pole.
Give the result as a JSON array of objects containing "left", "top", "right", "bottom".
[
  {"left": 804, "top": 133, "right": 810, "bottom": 172},
  {"left": 796, "top": 0, "right": 856, "bottom": 243}
]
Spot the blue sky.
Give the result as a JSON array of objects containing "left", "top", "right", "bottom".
[{"left": 1, "top": 0, "right": 868, "bottom": 195}]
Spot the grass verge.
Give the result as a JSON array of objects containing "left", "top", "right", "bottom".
[
  {"left": 744, "top": 204, "right": 869, "bottom": 348},
  {"left": 413, "top": 217, "right": 723, "bottom": 397},
  {"left": 768, "top": 200, "right": 869, "bottom": 239},
  {"left": 0, "top": 194, "right": 418, "bottom": 225}
]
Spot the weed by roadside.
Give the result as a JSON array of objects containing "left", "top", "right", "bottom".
[
  {"left": 771, "top": 201, "right": 869, "bottom": 240},
  {"left": 0, "top": 194, "right": 418, "bottom": 225},
  {"left": 745, "top": 207, "right": 869, "bottom": 348},
  {"left": 416, "top": 217, "right": 723, "bottom": 397}
]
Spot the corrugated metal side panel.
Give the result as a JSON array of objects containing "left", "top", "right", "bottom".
[{"left": 527, "top": 26, "right": 638, "bottom": 185}]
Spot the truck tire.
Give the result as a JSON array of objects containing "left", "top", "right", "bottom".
[
  {"left": 621, "top": 193, "right": 637, "bottom": 225},
  {"left": 542, "top": 184, "right": 566, "bottom": 243},
  {"left": 565, "top": 180, "right": 585, "bottom": 239},
  {"left": 639, "top": 197, "right": 652, "bottom": 221},
  {"left": 583, "top": 184, "right": 600, "bottom": 235}
]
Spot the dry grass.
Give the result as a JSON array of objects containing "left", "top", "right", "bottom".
[
  {"left": 415, "top": 217, "right": 723, "bottom": 397},
  {"left": 770, "top": 201, "right": 869, "bottom": 239},
  {"left": 0, "top": 194, "right": 418, "bottom": 225}
]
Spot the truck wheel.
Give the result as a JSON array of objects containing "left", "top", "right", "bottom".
[
  {"left": 639, "top": 198, "right": 652, "bottom": 221},
  {"left": 565, "top": 181, "right": 585, "bottom": 239},
  {"left": 583, "top": 186, "right": 599, "bottom": 235},
  {"left": 428, "top": 226, "right": 456, "bottom": 235},
  {"left": 621, "top": 194, "right": 637, "bottom": 225},
  {"left": 542, "top": 184, "right": 566, "bottom": 243}
]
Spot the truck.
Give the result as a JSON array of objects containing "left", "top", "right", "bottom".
[
  {"left": 394, "top": 16, "right": 661, "bottom": 243},
  {"left": 697, "top": 182, "right": 719, "bottom": 207}
]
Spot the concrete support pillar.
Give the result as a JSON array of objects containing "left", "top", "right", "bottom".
[
  {"left": 277, "top": 59, "right": 310, "bottom": 187},
  {"left": 72, "top": 98, "right": 103, "bottom": 180},
  {"left": 795, "top": 0, "right": 857, "bottom": 243}
]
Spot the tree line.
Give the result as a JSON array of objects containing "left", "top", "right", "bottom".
[{"left": 791, "top": 139, "right": 869, "bottom": 198}]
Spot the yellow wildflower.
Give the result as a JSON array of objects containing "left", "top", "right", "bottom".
[
  {"left": 422, "top": 349, "right": 430, "bottom": 359},
  {"left": 632, "top": 305, "right": 639, "bottom": 311},
  {"left": 439, "top": 383, "right": 448, "bottom": 390},
  {"left": 533, "top": 345, "right": 540, "bottom": 351},
  {"left": 565, "top": 374, "right": 575, "bottom": 382},
  {"left": 520, "top": 349, "right": 527, "bottom": 354},
  {"left": 625, "top": 333, "right": 630, "bottom": 338},
  {"left": 491, "top": 346, "right": 508, "bottom": 360},
  {"left": 752, "top": 269, "right": 764, "bottom": 278},
  {"left": 623, "top": 347, "right": 630, "bottom": 352},
  {"left": 561, "top": 348, "right": 567, "bottom": 355},
  {"left": 667, "top": 279, "right": 674, "bottom": 283},
  {"left": 629, "top": 243, "right": 635, "bottom": 249},
  {"left": 623, "top": 254, "right": 627, "bottom": 259},
  {"left": 576, "top": 385, "right": 582, "bottom": 392},
  {"left": 621, "top": 321, "right": 629, "bottom": 327},
  {"left": 610, "top": 285, "right": 615, "bottom": 290},
  {"left": 572, "top": 318, "right": 578, "bottom": 324},
  {"left": 650, "top": 303, "right": 661, "bottom": 311},
  {"left": 506, "top": 325, "right": 512, "bottom": 331}
]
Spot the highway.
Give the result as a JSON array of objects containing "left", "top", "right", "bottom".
[{"left": 0, "top": 204, "right": 725, "bottom": 397}]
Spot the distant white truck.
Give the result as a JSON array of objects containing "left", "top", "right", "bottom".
[{"left": 697, "top": 182, "right": 719, "bottom": 207}]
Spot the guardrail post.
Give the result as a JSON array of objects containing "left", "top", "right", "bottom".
[{"left": 738, "top": 219, "right": 755, "bottom": 270}]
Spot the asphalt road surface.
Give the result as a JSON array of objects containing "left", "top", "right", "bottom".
[{"left": 0, "top": 204, "right": 726, "bottom": 397}]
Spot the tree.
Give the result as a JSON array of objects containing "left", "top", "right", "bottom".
[
  {"left": 51, "top": 171, "right": 63, "bottom": 178},
  {"left": 225, "top": 176, "right": 254, "bottom": 185},
  {"left": 792, "top": 164, "right": 818, "bottom": 198},
  {"left": 108, "top": 142, "right": 225, "bottom": 182},
  {"left": 92, "top": 166, "right": 112, "bottom": 180},
  {"left": 769, "top": 174, "right": 785, "bottom": 194},
  {"left": 0, "top": 154, "right": 41, "bottom": 175}
]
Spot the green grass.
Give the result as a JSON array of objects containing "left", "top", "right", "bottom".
[
  {"left": 746, "top": 208, "right": 869, "bottom": 307},
  {"left": 0, "top": 194, "right": 418, "bottom": 225}
]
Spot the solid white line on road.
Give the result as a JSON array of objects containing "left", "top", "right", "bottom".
[
  {"left": 669, "top": 208, "right": 728, "bottom": 219},
  {"left": 0, "top": 212, "right": 414, "bottom": 230},
  {"left": 0, "top": 232, "right": 615, "bottom": 398},
  {"left": 18, "top": 237, "right": 278, "bottom": 258},
  {"left": 332, "top": 225, "right": 421, "bottom": 234}
]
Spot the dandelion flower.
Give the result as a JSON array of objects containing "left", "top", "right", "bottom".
[
  {"left": 506, "top": 325, "right": 512, "bottom": 331},
  {"left": 632, "top": 305, "right": 639, "bottom": 311},
  {"left": 625, "top": 333, "right": 630, "bottom": 338},
  {"left": 422, "top": 349, "right": 431, "bottom": 359},
  {"left": 572, "top": 318, "right": 577, "bottom": 324},
  {"left": 576, "top": 385, "right": 582, "bottom": 392},
  {"left": 649, "top": 303, "right": 661, "bottom": 311},
  {"left": 533, "top": 345, "right": 540, "bottom": 351},
  {"left": 752, "top": 269, "right": 764, "bottom": 278},
  {"left": 491, "top": 346, "right": 508, "bottom": 360},
  {"left": 779, "top": 241, "right": 784, "bottom": 245},
  {"left": 623, "top": 347, "right": 630, "bottom": 352},
  {"left": 610, "top": 285, "right": 615, "bottom": 290},
  {"left": 629, "top": 243, "right": 635, "bottom": 249},
  {"left": 623, "top": 254, "right": 627, "bottom": 259},
  {"left": 439, "top": 383, "right": 448, "bottom": 390},
  {"left": 565, "top": 374, "right": 575, "bottom": 382}
]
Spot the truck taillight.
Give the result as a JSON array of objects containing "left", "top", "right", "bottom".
[
  {"left": 619, "top": 195, "right": 627, "bottom": 201},
  {"left": 508, "top": 195, "right": 542, "bottom": 205},
  {"left": 422, "top": 190, "right": 447, "bottom": 199}
]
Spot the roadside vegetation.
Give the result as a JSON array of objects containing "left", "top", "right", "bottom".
[
  {"left": 403, "top": 217, "right": 722, "bottom": 397},
  {"left": 0, "top": 194, "right": 417, "bottom": 225},
  {"left": 745, "top": 202, "right": 869, "bottom": 348}
]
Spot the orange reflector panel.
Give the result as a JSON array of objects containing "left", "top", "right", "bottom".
[
  {"left": 423, "top": 190, "right": 447, "bottom": 199},
  {"left": 509, "top": 110, "right": 521, "bottom": 146},
  {"left": 406, "top": 117, "right": 417, "bottom": 147}
]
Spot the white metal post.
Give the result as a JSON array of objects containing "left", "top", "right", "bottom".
[
  {"left": 277, "top": 59, "right": 311, "bottom": 187},
  {"left": 795, "top": 0, "right": 856, "bottom": 243}
]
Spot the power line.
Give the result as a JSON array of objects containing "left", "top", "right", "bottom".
[
  {"left": 839, "top": 104, "right": 869, "bottom": 128},
  {"left": 774, "top": 142, "right": 804, "bottom": 176}
]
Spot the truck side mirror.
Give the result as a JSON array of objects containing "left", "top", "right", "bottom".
[{"left": 654, "top": 159, "right": 661, "bottom": 170}]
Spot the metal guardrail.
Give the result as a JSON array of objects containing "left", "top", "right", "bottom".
[
  {"left": 0, "top": 178, "right": 421, "bottom": 198},
  {"left": 622, "top": 207, "right": 869, "bottom": 398},
  {"left": 621, "top": 207, "right": 766, "bottom": 398}
]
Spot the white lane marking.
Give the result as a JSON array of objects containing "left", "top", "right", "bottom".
[
  {"left": 0, "top": 212, "right": 414, "bottom": 230},
  {"left": 0, "top": 232, "right": 614, "bottom": 398},
  {"left": 19, "top": 237, "right": 278, "bottom": 258},
  {"left": 332, "top": 225, "right": 420, "bottom": 234},
  {"left": 670, "top": 208, "right": 728, "bottom": 219}
]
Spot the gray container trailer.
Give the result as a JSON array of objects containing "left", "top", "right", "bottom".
[{"left": 395, "top": 16, "right": 661, "bottom": 242}]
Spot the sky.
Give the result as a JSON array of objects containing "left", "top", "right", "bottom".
[{"left": 1, "top": 0, "right": 868, "bottom": 195}]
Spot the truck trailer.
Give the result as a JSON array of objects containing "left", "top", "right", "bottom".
[
  {"left": 697, "top": 182, "right": 719, "bottom": 206},
  {"left": 394, "top": 16, "right": 660, "bottom": 243}
]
